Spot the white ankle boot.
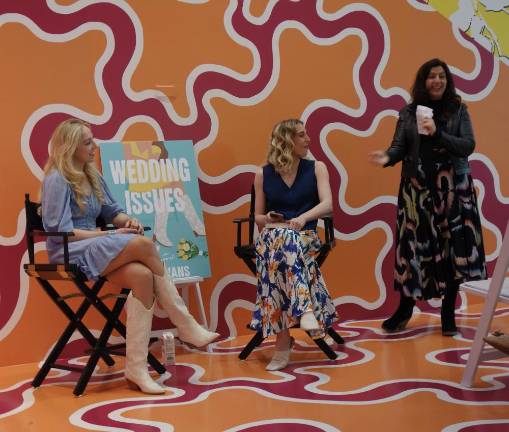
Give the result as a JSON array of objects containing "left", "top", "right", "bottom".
[
  {"left": 300, "top": 310, "right": 320, "bottom": 331},
  {"left": 154, "top": 270, "right": 219, "bottom": 347},
  {"left": 125, "top": 293, "right": 166, "bottom": 394},
  {"left": 266, "top": 337, "right": 295, "bottom": 371}
]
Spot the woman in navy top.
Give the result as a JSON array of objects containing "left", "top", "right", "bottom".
[
  {"left": 41, "top": 119, "right": 219, "bottom": 394},
  {"left": 250, "top": 119, "right": 338, "bottom": 371}
]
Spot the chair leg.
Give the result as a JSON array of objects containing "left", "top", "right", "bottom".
[
  {"left": 73, "top": 288, "right": 132, "bottom": 395},
  {"left": 308, "top": 332, "right": 338, "bottom": 360},
  {"left": 36, "top": 280, "right": 167, "bottom": 394},
  {"left": 40, "top": 278, "right": 115, "bottom": 359},
  {"left": 74, "top": 323, "right": 115, "bottom": 396},
  {"left": 38, "top": 279, "right": 115, "bottom": 363},
  {"left": 147, "top": 353, "right": 167, "bottom": 375},
  {"left": 239, "top": 331, "right": 265, "bottom": 360},
  {"left": 32, "top": 319, "right": 77, "bottom": 388},
  {"left": 108, "top": 289, "right": 167, "bottom": 375},
  {"left": 327, "top": 327, "right": 345, "bottom": 345},
  {"left": 242, "top": 257, "right": 256, "bottom": 275}
]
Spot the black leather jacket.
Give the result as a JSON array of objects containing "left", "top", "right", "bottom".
[{"left": 384, "top": 102, "right": 475, "bottom": 177}]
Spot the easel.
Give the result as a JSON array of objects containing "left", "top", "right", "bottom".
[
  {"left": 175, "top": 276, "right": 208, "bottom": 328},
  {"left": 460, "top": 221, "right": 509, "bottom": 387}
]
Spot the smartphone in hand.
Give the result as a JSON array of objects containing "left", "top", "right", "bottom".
[{"left": 269, "top": 211, "right": 285, "bottom": 221}]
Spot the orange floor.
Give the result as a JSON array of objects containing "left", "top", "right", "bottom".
[{"left": 1, "top": 309, "right": 509, "bottom": 432}]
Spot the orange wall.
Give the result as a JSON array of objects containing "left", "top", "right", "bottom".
[{"left": 1, "top": 0, "right": 508, "bottom": 367}]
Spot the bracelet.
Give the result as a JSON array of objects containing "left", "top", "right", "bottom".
[{"left": 106, "top": 229, "right": 117, "bottom": 235}]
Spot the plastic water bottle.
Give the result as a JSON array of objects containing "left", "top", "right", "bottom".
[{"left": 161, "top": 332, "right": 175, "bottom": 366}]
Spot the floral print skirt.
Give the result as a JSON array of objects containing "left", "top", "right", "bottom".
[
  {"left": 249, "top": 227, "right": 338, "bottom": 339},
  {"left": 394, "top": 157, "right": 486, "bottom": 300}
]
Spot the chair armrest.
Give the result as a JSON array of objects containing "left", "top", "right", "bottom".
[
  {"left": 320, "top": 216, "right": 336, "bottom": 248},
  {"left": 29, "top": 230, "right": 75, "bottom": 237},
  {"left": 233, "top": 216, "right": 255, "bottom": 246},
  {"left": 100, "top": 225, "right": 152, "bottom": 232}
]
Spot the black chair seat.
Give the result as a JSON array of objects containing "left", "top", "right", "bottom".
[
  {"left": 24, "top": 263, "right": 86, "bottom": 281},
  {"left": 23, "top": 193, "right": 165, "bottom": 396}
]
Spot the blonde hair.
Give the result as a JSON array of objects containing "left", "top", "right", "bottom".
[
  {"left": 43, "top": 118, "right": 104, "bottom": 211},
  {"left": 266, "top": 119, "right": 303, "bottom": 173}
]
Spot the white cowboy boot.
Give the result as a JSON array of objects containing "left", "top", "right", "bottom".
[
  {"left": 154, "top": 208, "right": 173, "bottom": 247},
  {"left": 154, "top": 269, "right": 219, "bottom": 347},
  {"left": 182, "top": 194, "right": 206, "bottom": 236},
  {"left": 125, "top": 293, "right": 166, "bottom": 394}
]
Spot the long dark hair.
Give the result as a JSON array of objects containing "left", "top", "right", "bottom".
[{"left": 410, "top": 58, "right": 461, "bottom": 116}]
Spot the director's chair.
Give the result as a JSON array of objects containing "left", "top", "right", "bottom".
[
  {"left": 23, "top": 193, "right": 166, "bottom": 396},
  {"left": 233, "top": 186, "right": 344, "bottom": 361}
]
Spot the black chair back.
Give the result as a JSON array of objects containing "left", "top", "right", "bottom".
[
  {"left": 24, "top": 194, "right": 43, "bottom": 264},
  {"left": 25, "top": 194, "right": 43, "bottom": 230}
]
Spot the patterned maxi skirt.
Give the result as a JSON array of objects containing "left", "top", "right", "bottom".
[
  {"left": 394, "top": 157, "right": 486, "bottom": 300},
  {"left": 249, "top": 227, "right": 338, "bottom": 339}
]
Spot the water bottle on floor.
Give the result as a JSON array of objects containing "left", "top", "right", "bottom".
[{"left": 161, "top": 331, "right": 176, "bottom": 366}]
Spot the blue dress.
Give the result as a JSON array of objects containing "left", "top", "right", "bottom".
[
  {"left": 42, "top": 170, "right": 138, "bottom": 280},
  {"left": 249, "top": 159, "right": 338, "bottom": 338}
]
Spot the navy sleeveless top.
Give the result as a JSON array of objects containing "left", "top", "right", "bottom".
[{"left": 263, "top": 158, "right": 319, "bottom": 230}]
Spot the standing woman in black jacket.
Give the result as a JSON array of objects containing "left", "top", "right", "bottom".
[{"left": 369, "top": 58, "right": 486, "bottom": 335}]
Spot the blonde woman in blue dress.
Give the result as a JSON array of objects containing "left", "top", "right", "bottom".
[
  {"left": 41, "top": 118, "right": 219, "bottom": 394},
  {"left": 250, "top": 119, "right": 338, "bottom": 371}
]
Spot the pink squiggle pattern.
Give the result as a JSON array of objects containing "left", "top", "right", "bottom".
[
  {"left": 2, "top": 323, "right": 508, "bottom": 424},
  {"left": 459, "top": 422, "right": 509, "bottom": 432},
  {"left": 0, "top": 380, "right": 32, "bottom": 417},
  {"left": 69, "top": 321, "right": 509, "bottom": 430},
  {"left": 13, "top": 1, "right": 496, "bottom": 206},
  {"left": 75, "top": 360, "right": 509, "bottom": 431},
  {"left": 0, "top": 339, "right": 126, "bottom": 417},
  {"left": 0, "top": 242, "right": 25, "bottom": 333},
  {"left": 232, "top": 425, "right": 330, "bottom": 432},
  {"left": 0, "top": 0, "right": 503, "bottom": 347},
  {"left": 0, "top": 5, "right": 507, "bottom": 427}
]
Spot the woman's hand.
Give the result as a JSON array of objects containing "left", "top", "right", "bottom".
[
  {"left": 124, "top": 217, "right": 144, "bottom": 234},
  {"left": 115, "top": 227, "right": 140, "bottom": 235},
  {"left": 368, "top": 150, "right": 389, "bottom": 166},
  {"left": 421, "top": 117, "right": 437, "bottom": 136},
  {"left": 288, "top": 215, "right": 306, "bottom": 231},
  {"left": 266, "top": 211, "right": 284, "bottom": 223}
]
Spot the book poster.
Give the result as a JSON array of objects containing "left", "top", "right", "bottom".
[{"left": 100, "top": 140, "right": 210, "bottom": 279}]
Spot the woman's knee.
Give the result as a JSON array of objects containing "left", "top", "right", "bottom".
[
  {"left": 128, "top": 236, "right": 159, "bottom": 258},
  {"left": 105, "top": 261, "right": 153, "bottom": 291},
  {"left": 122, "top": 263, "right": 154, "bottom": 306},
  {"left": 128, "top": 262, "right": 154, "bottom": 284}
]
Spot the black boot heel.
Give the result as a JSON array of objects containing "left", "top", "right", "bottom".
[
  {"left": 382, "top": 295, "right": 416, "bottom": 332},
  {"left": 441, "top": 307, "right": 458, "bottom": 336},
  {"left": 441, "top": 283, "right": 459, "bottom": 337}
]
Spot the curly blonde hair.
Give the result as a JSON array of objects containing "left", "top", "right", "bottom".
[
  {"left": 267, "top": 119, "right": 303, "bottom": 173},
  {"left": 43, "top": 118, "right": 104, "bottom": 211}
]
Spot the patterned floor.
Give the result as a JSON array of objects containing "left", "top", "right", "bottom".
[{"left": 1, "top": 306, "right": 509, "bottom": 432}]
